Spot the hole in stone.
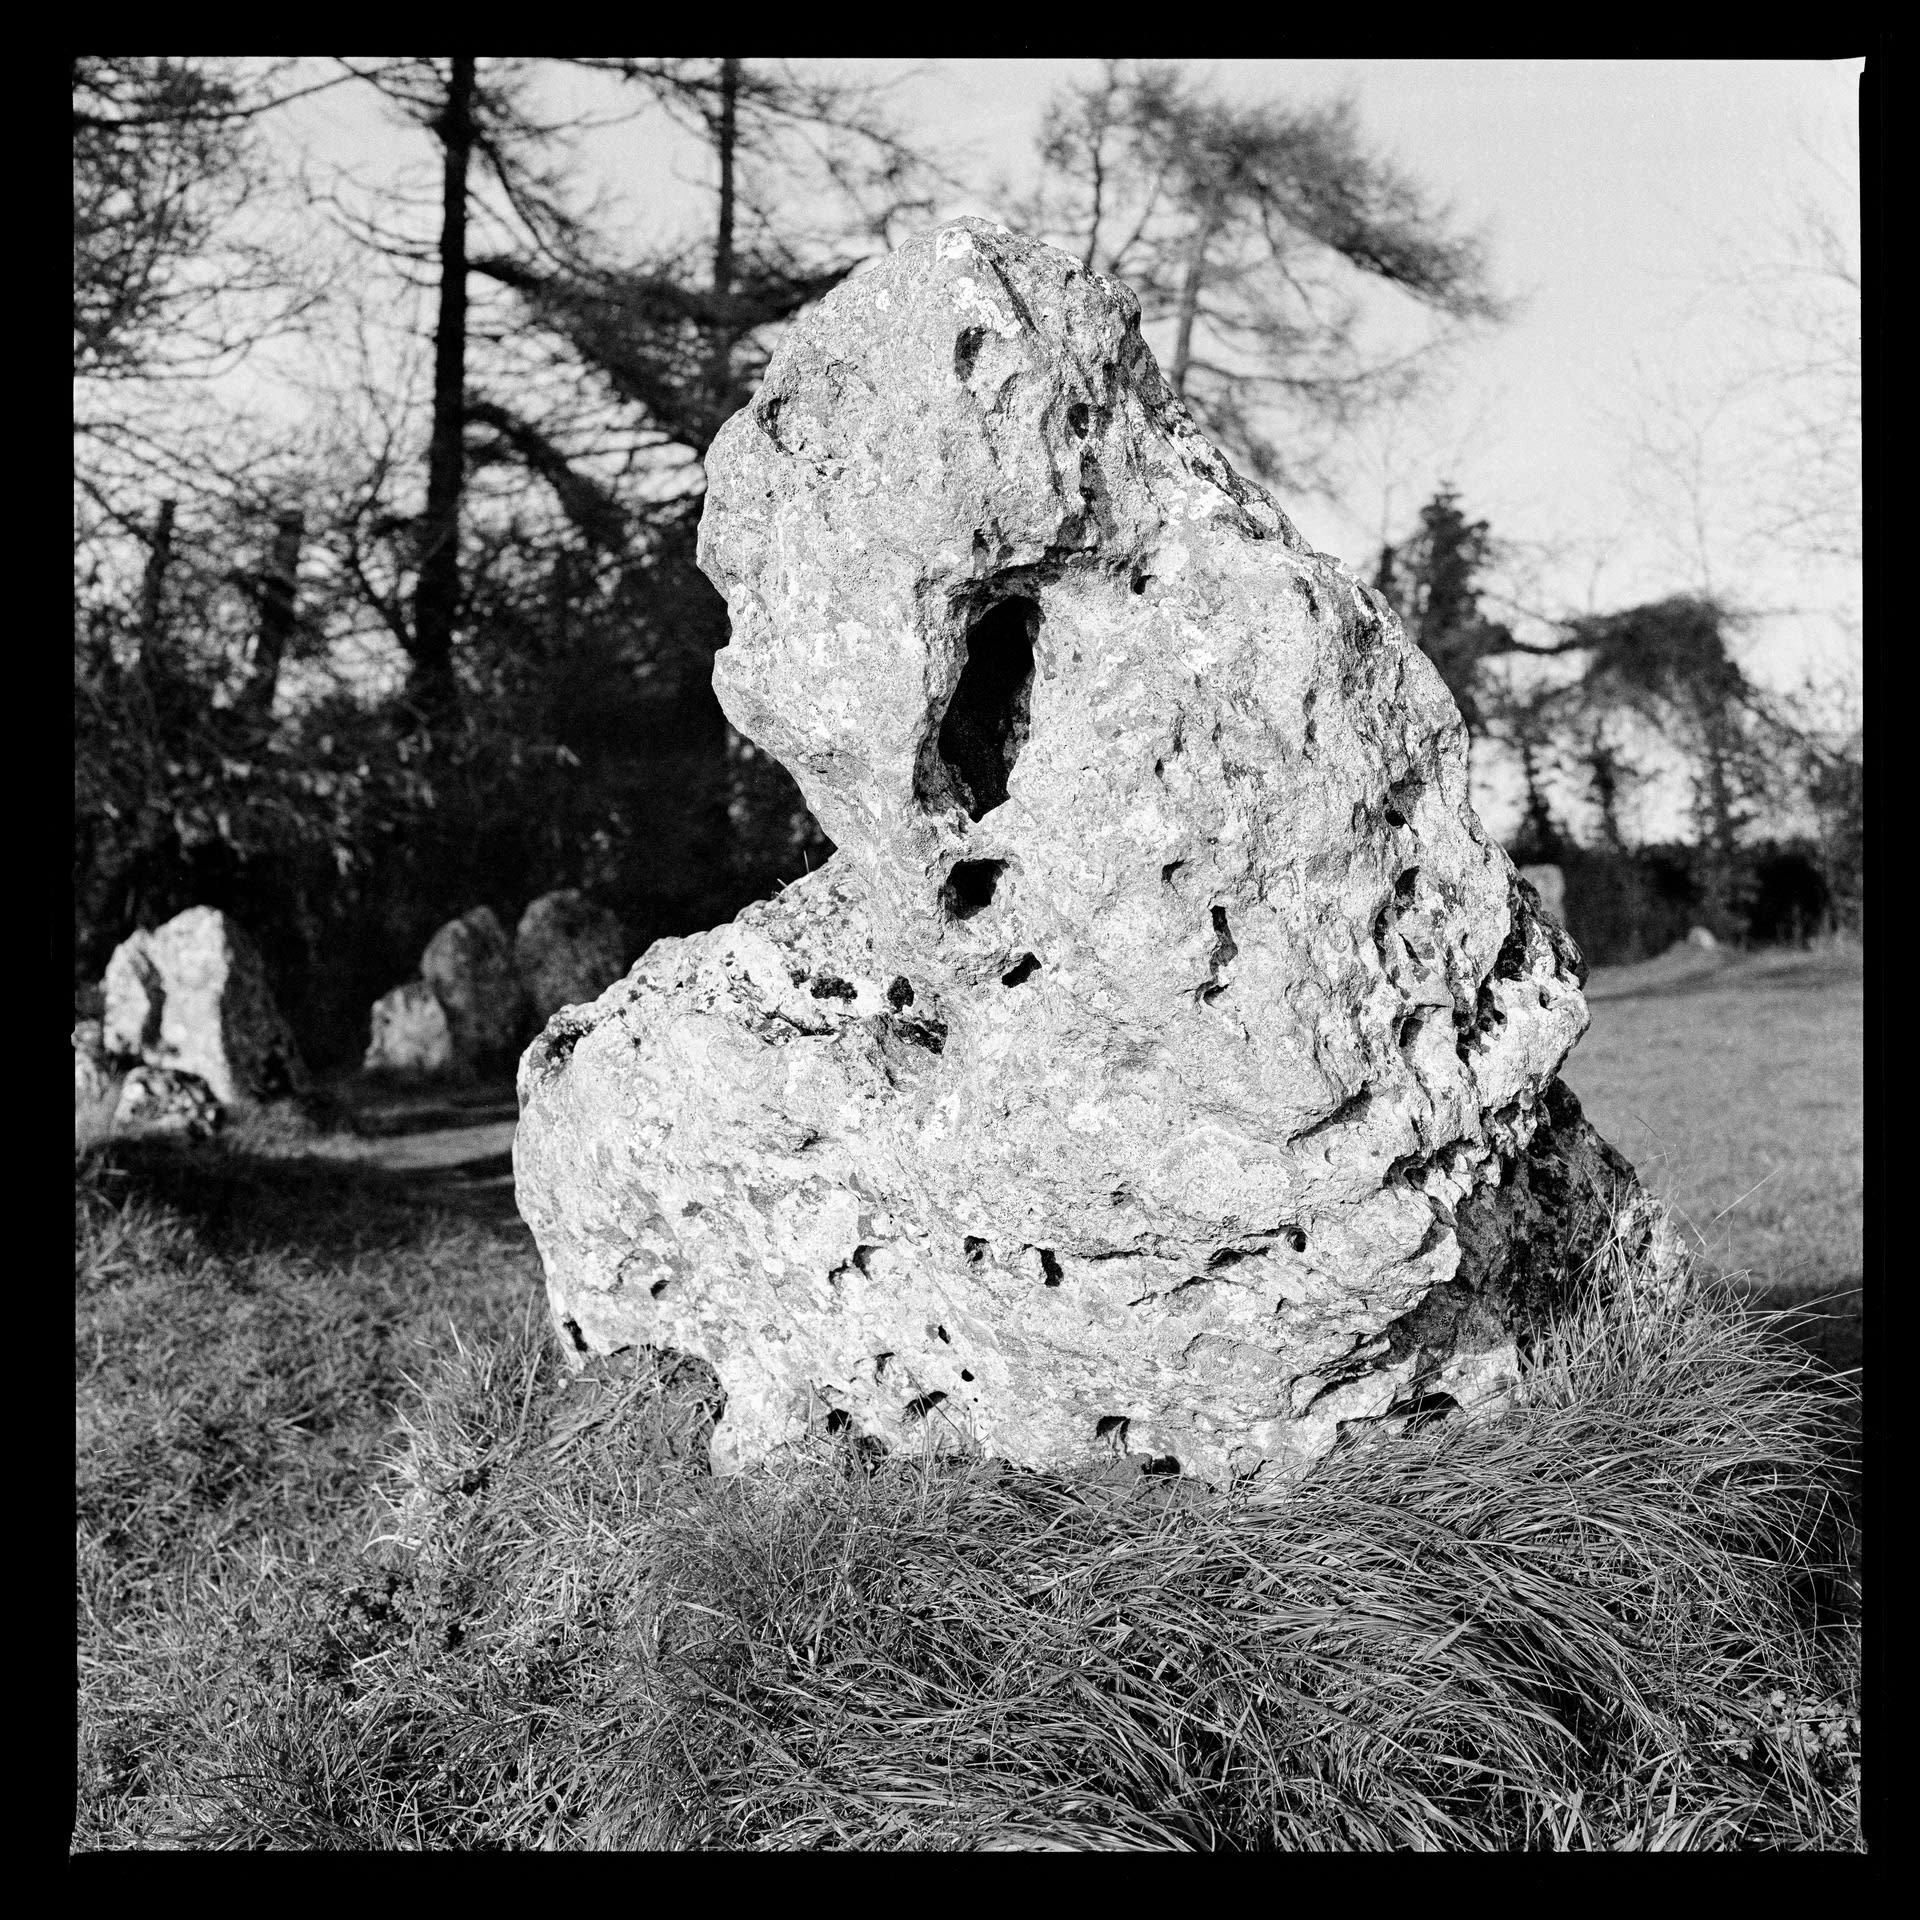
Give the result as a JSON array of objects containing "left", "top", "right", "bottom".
[
  {"left": 825, "top": 1408, "right": 851, "bottom": 1435},
  {"left": 937, "top": 597, "right": 1036, "bottom": 820},
  {"left": 1161, "top": 860, "right": 1183, "bottom": 886},
  {"left": 1130, "top": 572, "right": 1151, "bottom": 594},
  {"left": 1398, "top": 1013, "right": 1422, "bottom": 1050},
  {"left": 1067, "top": 401, "right": 1091, "bottom": 436},
  {"left": 1539, "top": 986, "right": 1553, "bottom": 1009},
  {"left": 852, "top": 1245, "right": 878, "bottom": 1273},
  {"left": 561, "top": 1317, "right": 588, "bottom": 1354},
  {"left": 649, "top": 1279, "right": 670, "bottom": 1299},
  {"left": 887, "top": 975, "right": 915, "bottom": 1010},
  {"left": 1384, "top": 804, "right": 1407, "bottom": 829},
  {"left": 944, "top": 859, "right": 1004, "bottom": 919},
  {"left": 1001, "top": 952, "right": 1040, "bottom": 988},
  {"left": 1095, "top": 1414, "right": 1130, "bottom": 1443},
  {"left": 1287, "top": 1229, "right": 1308, "bottom": 1253},
  {"left": 1153, "top": 757, "right": 1165, "bottom": 779},
  {"left": 1040, "top": 1249, "right": 1063, "bottom": 1286},
  {"left": 932, "top": 1324, "right": 951, "bottom": 1343},
  {"left": 1141, "top": 1455, "right": 1182, "bottom": 1477},
  {"left": 1395, "top": 867, "right": 1420, "bottom": 904},
  {"left": 874, "top": 1351, "right": 894, "bottom": 1379},
  {"left": 960, "top": 1369, "right": 975, "bottom": 1382},
  {"left": 954, "top": 327, "right": 985, "bottom": 380},
  {"left": 809, "top": 973, "right": 856, "bottom": 1001},
  {"left": 904, "top": 1391, "right": 948, "bottom": 1422},
  {"left": 964, "top": 1236, "right": 988, "bottom": 1264}
]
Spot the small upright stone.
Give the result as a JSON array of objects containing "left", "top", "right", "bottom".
[
  {"left": 515, "top": 891, "right": 630, "bottom": 1027},
  {"left": 422, "top": 908, "right": 525, "bottom": 1066},
  {"left": 364, "top": 981, "right": 456, "bottom": 1076},
  {"left": 1517, "top": 864, "right": 1567, "bottom": 927},
  {"left": 101, "top": 907, "right": 308, "bottom": 1109},
  {"left": 114, "top": 1064, "right": 222, "bottom": 1138}
]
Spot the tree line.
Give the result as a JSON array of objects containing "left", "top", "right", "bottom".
[{"left": 73, "top": 57, "right": 1861, "bottom": 1064}]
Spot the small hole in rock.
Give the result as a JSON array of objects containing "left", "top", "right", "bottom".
[
  {"left": 1385, "top": 805, "right": 1407, "bottom": 829},
  {"left": 1141, "top": 1455, "right": 1182, "bottom": 1477},
  {"left": 825, "top": 1409, "right": 851, "bottom": 1435},
  {"left": 964, "top": 1236, "right": 987, "bottom": 1264},
  {"left": 943, "top": 859, "right": 1004, "bottom": 919},
  {"left": 887, "top": 976, "right": 915, "bottom": 1010},
  {"left": 874, "top": 1352, "right": 893, "bottom": 1379},
  {"left": 932, "top": 1324, "right": 951, "bottom": 1344},
  {"left": 1040, "top": 1249, "right": 1063, "bottom": 1286},
  {"left": 1161, "top": 860, "right": 1183, "bottom": 886},
  {"left": 1398, "top": 1013, "right": 1422, "bottom": 1050},
  {"left": 649, "top": 1279, "right": 670, "bottom": 1299},
  {"left": 1153, "top": 757, "right": 1165, "bottom": 778},
  {"left": 1067, "top": 401, "right": 1091, "bottom": 436},
  {"left": 1395, "top": 867, "right": 1419, "bottom": 904},
  {"left": 561, "top": 1316, "right": 588, "bottom": 1354},
  {"left": 1286, "top": 1229, "right": 1308, "bottom": 1253},
  {"left": 1539, "top": 987, "right": 1553, "bottom": 1009},
  {"left": 1001, "top": 952, "right": 1040, "bottom": 988},
  {"left": 954, "top": 327, "right": 985, "bottom": 380},
  {"left": 1095, "top": 1415, "right": 1130, "bottom": 1443},
  {"left": 1130, "top": 572, "right": 1151, "bottom": 594},
  {"left": 960, "top": 1369, "right": 975, "bottom": 1382},
  {"left": 904, "top": 1391, "right": 948, "bottom": 1422}
]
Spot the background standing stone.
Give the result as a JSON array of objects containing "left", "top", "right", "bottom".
[
  {"left": 515, "top": 891, "right": 630, "bottom": 1027},
  {"left": 421, "top": 908, "right": 526, "bottom": 1067}
]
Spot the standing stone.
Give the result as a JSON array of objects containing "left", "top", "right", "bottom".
[
  {"left": 421, "top": 908, "right": 525, "bottom": 1066},
  {"left": 364, "top": 981, "right": 456, "bottom": 1076},
  {"left": 1517, "top": 864, "right": 1567, "bottom": 927},
  {"left": 101, "top": 907, "right": 308, "bottom": 1109},
  {"left": 515, "top": 891, "right": 630, "bottom": 1027},
  {"left": 514, "top": 219, "right": 1645, "bottom": 1490}
]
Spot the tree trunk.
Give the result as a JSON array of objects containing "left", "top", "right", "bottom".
[
  {"left": 704, "top": 56, "right": 740, "bottom": 450},
  {"left": 136, "top": 497, "right": 176, "bottom": 690},
  {"left": 242, "top": 509, "right": 303, "bottom": 725},
  {"left": 411, "top": 53, "right": 475, "bottom": 729},
  {"left": 1169, "top": 210, "right": 1218, "bottom": 402}
]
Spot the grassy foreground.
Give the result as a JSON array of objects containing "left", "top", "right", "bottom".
[{"left": 75, "top": 1137, "right": 1860, "bottom": 1851}]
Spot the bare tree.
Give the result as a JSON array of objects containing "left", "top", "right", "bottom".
[{"left": 1010, "top": 62, "right": 1510, "bottom": 496}]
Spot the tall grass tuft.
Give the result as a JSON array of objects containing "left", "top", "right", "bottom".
[{"left": 75, "top": 1147, "right": 1859, "bottom": 1850}]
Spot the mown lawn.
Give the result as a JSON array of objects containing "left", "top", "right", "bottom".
[{"left": 1562, "top": 942, "right": 1864, "bottom": 1368}]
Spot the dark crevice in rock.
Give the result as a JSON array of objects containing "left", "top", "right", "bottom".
[
  {"left": 1095, "top": 1414, "right": 1130, "bottom": 1444},
  {"left": 886, "top": 975, "right": 915, "bottom": 1010},
  {"left": 1200, "top": 905, "right": 1239, "bottom": 1004},
  {"left": 889, "top": 1014, "right": 947, "bottom": 1053},
  {"left": 561, "top": 1316, "right": 588, "bottom": 1355},
  {"left": 1039, "top": 1249, "right": 1063, "bottom": 1286},
  {"left": 903, "top": 1390, "right": 948, "bottom": 1421},
  {"left": 1292, "top": 1090, "right": 1371, "bottom": 1145},
  {"left": 943, "top": 859, "right": 1004, "bottom": 919},
  {"left": 808, "top": 973, "right": 856, "bottom": 1001},
  {"left": 1001, "top": 952, "right": 1040, "bottom": 988},
  {"left": 933, "top": 596, "right": 1037, "bottom": 820}
]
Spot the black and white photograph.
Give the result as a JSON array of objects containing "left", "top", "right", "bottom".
[{"left": 74, "top": 56, "right": 1868, "bottom": 1851}]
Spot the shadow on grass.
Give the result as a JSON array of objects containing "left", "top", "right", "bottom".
[{"left": 82, "top": 1134, "right": 531, "bottom": 1264}]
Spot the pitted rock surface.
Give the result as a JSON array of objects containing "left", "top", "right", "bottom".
[
  {"left": 103, "top": 907, "right": 308, "bottom": 1109},
  {"left": 514, "top": 218, "right": 1637, "bottom": 1489}
]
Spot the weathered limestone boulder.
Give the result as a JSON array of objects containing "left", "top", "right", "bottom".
[
  {"left": 515, "top": 891, "right": 630, "bottom": 1026},
  {"left": 364, "top": 981, "right": 456, "bottom": 1076},
  {"left": 421, "top": 908, "right": 525, "bottom": 1066},
  {"left": 114, "top": 1064, "right": 222, "bottom": 1138},
  {"left": 514, "top": 219, "right": 1642, "bottom": 1490},
  {"left": 102, "top": 907, "right": 308, "bottom": 1109},
  {"left": 1517, "top": 863, "right": 1567, "bottom": 927}
]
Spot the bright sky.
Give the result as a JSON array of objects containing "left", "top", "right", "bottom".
[{"left": 264, "top": 57, "right": 1864, "bottom": 837}]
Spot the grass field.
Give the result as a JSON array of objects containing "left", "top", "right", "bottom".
[
  {"left": 1564, "top": 940, "right": 1864, "bottom": 1368},
  {"left": 74, "top": 940, "right": 1865, "bottom": 1851}
]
